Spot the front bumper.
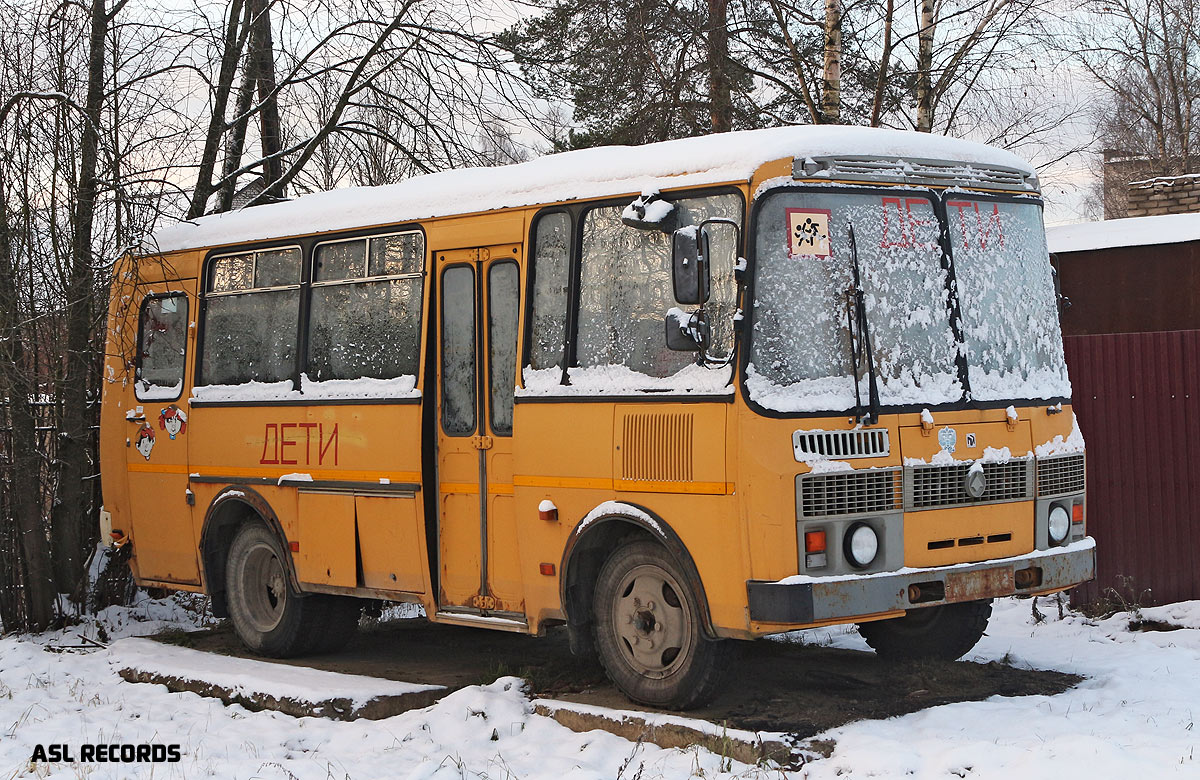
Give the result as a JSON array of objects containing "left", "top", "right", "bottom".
[{"left": 746, "top": 537, "right": 1095, "bottom": 625}]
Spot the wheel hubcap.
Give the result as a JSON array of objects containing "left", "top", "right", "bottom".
[
  {"left": 611, "top": 564, "right": 692, "bottom": 678},
  {"left": 241, "top": 543, "right": 287, "bottom": 633}
]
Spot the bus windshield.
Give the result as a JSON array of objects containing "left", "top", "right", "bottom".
[
  {"left": 747, "top": 188, "right": 1071, "bottom": 413},
  {"left": 945, "top": 197, "right": 1070, "bottom": 401},
  {"left": 747, "top": 189, "right": 962, "bottom": 413}
]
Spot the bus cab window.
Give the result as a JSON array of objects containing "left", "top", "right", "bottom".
[
  {"left": 529, "top": 212, "right": 570, "bottom": 371},
  {"left": 135, "top": 294, "right": 188, "bottom": 400}
]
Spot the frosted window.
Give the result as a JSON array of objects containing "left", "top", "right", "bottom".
[
  {"left": 314, "top": 241, "right": 366, "bottom": 281},
  {"left": 308, "top": 231, "right": 425, "bottom": 382},
  {"left": 308, "top": 279, "right": 423, "bottom": 381},
  {"left": 441, "top": 266, "right": 476, "bottom": 435},
  {"left": 947, "top": 198, "right": 1070, "bottom": 400},
  {"left": 576, "top": 193, "right": 740, "bottom": 378},
  {"left": 254, "top": 247, "right": 301, "bottom": 287},
  {"left": 136, "top": 294, "right": 187, "bottom": 400},
  {"left": 749, "top": 190, "right": 961, "bottom": 412},
  {"left": 369, "top": 233, "right": 423, "bottom": 276},
  {"left": 202, "top": 246, "right": 301, "bottom": 386},
  {"left": 488, "top": 263, "right": 519, "bottom": 435},
  {"left": 529, "top": 212, "right": 570, "bottom": 370},
  {"left": 211, "top": 254, "right": 253, "bottom": 292},
  {"left": 201, "top": 289, "right": 299, "bottom": 385}
]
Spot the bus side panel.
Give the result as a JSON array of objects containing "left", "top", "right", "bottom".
[
  {"left": 511, "top": 402, "right": 614, "bottom": 627},
  {"left": 187, "top": 403, "right": 429, "bottom": 598},
  {"left": 98, "top": 263, "right": 139, "bottom": 570}
]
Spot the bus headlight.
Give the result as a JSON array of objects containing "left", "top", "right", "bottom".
[
  {"left": 844, "top": 522, "right": 879, "bottom": 568},
  {"left": 1048, "top": 505, "right": 1070, "bottom": 545}
]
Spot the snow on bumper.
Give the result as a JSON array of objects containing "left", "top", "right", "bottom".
[{"left": 746, "top": 537, "right": 1096, "bottom": 625}]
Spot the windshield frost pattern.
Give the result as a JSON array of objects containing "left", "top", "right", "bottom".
[
  {"left": 948, "top": 199, "right": 1070, "bottom": 400},
  {"left": 749, "top": 192, "right": 961, "bottom": 412}
]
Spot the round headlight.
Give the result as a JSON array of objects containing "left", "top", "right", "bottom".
[
  {"left": 844, "top": 523, "right": 880, "bottom": 568},
  {"left": 1048, "top": 505, "right": 1070, "bottom": 544}
]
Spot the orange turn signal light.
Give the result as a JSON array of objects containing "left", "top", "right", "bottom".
[
  {"left": 805, "top": 529, "right": 827, "bottom": 554},
  {"left": 1072, "top": 504, "right": 1084, "bottom": 524}
]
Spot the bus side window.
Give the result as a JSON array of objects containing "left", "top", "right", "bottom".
[
  {"left": 308, "top": 231, "right": 425, "bottom": 383},
  {"left": 529, "top": 212, "right": 570, "bottom": 371},
  {"left": 200, "top": 247, "right": 301, "bottom": 386},
  {"left": 135, "top": 293, "right": 188, "bottom": 401}
]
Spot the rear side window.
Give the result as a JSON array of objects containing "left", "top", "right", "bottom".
[
  {"left": 136, "top": 294, "right": 188, "bottom": 400},
  {"left": 200, "top": 246, "right": 301, "bottom": 386}
]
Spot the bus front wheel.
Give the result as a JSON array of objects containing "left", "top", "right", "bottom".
[
  {"left": 856, "top": 599, "right": 992, "bottom": 661},
  {"left": 592, "top": 540, "right": 729, "bottom": 710},
  {"left": 225, "top": 523, "right": 359, "bottom": 657}
]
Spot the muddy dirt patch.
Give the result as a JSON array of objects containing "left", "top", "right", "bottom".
[{"left": 155, "top": 617, "right": 1081, "bottom": 737}]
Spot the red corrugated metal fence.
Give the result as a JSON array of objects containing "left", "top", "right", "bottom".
[{"left": 1063, "top": 330, "right": 1200, "bottom": 607}]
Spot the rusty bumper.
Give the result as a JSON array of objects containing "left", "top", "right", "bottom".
[{"left": 746, "top": 538, "right": 1096, "bottom": 626}]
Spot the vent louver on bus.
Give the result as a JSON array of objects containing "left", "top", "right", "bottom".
[
  {"left": 792, "top": 429, "right": 890, "bottom": 461},
  {"left": 793, "top": 156, "right": 1034, "bottom": 190},
  {"left": 620, "top": 412, "right": 694, "bottom": 483}
]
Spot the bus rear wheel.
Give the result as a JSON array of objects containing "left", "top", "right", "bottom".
[
  {"left": 225, "top": 523, "right": 359, "bottom": 657},
  {"left": 856, "top": 599, "right": 992, "bottom": 661},
  {"left": 592, "top": 540, "right": 729, "bottom": 710}
]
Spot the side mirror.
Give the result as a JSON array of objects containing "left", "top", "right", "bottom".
[
  {"left": 672, "top": 227, "right": 709, "bottom": 304},
  {"left": 665, "top": 307, "right": 710, "bottom": 352}
]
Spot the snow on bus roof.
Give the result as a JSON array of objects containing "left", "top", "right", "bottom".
[
  {"left": 1047, "top": 213, "right": 1200, "bottom": 254},
  {"left": 147, "top": 125, "right": 1034, "bottom": 255}
]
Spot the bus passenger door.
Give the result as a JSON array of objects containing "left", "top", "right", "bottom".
[{"left": 435, "top": 246, "right": 524, "bottom": 615}]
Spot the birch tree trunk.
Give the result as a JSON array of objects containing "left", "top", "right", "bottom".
[
  {"left": 821, "top": 0, "right": 842, "bottom": 123},
  {"left": 915, "top": 0, "right": 936, "bottom": 132}
]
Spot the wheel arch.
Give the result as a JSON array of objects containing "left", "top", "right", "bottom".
[
  {"left": 198, "top": 486, "right": 300, "bottom": 618},
  {"left": 559, "top": 501, "right": 716, "bottom": 639}
]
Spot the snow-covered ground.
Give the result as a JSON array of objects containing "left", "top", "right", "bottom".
[{"left": 0, "top": 595, "right": 1197, "bottom": 779}]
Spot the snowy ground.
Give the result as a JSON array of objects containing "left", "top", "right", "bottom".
[{"left": 0, "top": 595, "right": 1197, "bottom": 779}]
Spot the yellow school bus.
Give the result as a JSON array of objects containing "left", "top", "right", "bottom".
[{"left": 99, "top": 125, "right": 1094, "bottom": 709}]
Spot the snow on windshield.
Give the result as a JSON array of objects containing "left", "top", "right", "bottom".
[
  {"left": 747, "top": 190, "right": 962, "bottom": 413},
  {"left": 947, "top": 198, "right": 1071, "bottom": 401}
]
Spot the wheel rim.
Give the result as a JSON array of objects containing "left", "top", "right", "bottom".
[
  {"left": 238, "top": 541, "right": 288, "bottom": 633},
  {"left": 609, "top": 563, "right": 693, "bottom": 679}
]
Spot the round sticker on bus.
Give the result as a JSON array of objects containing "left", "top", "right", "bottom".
[{"left": 786, "top": 208, "right": 832, "bottom": 258}]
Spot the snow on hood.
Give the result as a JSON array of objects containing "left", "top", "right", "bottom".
[{"left": 148, "top": 125, "right": 1034, "bottom": 254}]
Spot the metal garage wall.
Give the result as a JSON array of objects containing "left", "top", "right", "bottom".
[{"left": 1063, "top": 330, "right": 1200, "bottom": 606}]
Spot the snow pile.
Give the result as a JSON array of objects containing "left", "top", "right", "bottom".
[
  {"left": 4, "top": 591, "right": 1200, "bottom": 778},
  {"left": 111, "top": 638, "right": 440, "bottom": 709},
  {"left": 1047, "top": 212, "right": 1200, "bottom": 254},
  {"left": 519, "top": 363, "right": 732, "bottom": 396},
  {"left": 149, "top": 125, "right": 1033, "bottom": 254}
]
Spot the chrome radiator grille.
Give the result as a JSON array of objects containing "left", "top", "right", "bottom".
[
  {"left": 904, "top": 460, "right": 1033, "bottom": 510},
  {"left": 798, "top": 468, "right": 902, "bottom": 518},
  {"left": 1037, "top": 454, "right": 1086, "bottom": 496}
]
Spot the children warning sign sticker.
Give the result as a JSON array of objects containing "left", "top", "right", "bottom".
[{"left": 786, "top": 208, "right": 832, "bottom": 258}]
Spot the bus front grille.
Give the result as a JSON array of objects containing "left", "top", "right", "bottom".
[
  {"left": 798, "top": 468, "right": 902, "bottom": 518},
  {"left": 904, "top": 460, "right": 1033, "bottom": 510},
  {"left": 1036, "top": 454, "right": 1085, "bottom": 496}
]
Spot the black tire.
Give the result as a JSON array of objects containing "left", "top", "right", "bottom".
[
  {"left": 225, "top": 523, "right": 359, "bottom": 657},
  {"left": 592, "top": 540, "right": 730, "bottom": 710},
  {"left": 857, "top": 599, "right": 993, "bottom": 661}
]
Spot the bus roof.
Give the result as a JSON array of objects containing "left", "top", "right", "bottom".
[{"left": 148, "top": 125, "right": 1035, "bottom": 255}]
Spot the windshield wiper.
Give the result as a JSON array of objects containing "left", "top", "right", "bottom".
[{"left": 844, "top": 224, "right": 881, "bottom": 425}]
